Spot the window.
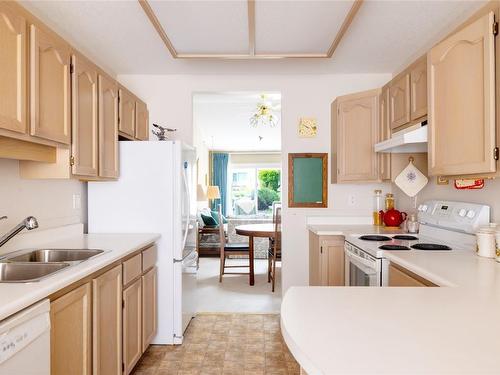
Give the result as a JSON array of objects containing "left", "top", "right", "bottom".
[{"left": 227, "top": 166, "right": 281, "bottom": 217}]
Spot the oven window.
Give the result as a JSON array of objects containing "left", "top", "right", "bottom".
[{"left": 349, "top": 262, "right": 375, "bottom": 286}]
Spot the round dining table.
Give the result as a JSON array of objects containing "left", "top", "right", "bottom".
[{"left": 235, "top": 223, "right": 275, "bottom": 286}]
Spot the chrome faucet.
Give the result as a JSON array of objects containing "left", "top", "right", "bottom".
[{"left": 0, "top": 216, "right": 39, "bottom": 248}]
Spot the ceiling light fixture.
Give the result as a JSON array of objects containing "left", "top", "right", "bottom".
[{"left": 249, "top": 94, "right": 279, "bottom": 128}]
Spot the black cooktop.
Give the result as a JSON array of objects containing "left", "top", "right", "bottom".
[
  {"left": 411, "top": 243, "right": 452, "bottom": 250},
  {"left": 359, "top": 235, "right": 392, "bottom": 241},
  {"left": 379, "top": 245, "right": 410, "bottom": 250},
  {"left": 392, "top": 235, "right": 419, "bottom": 241}
]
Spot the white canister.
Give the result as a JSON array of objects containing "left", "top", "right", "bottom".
[{"left": 476, "top": 232, "right": 496, "bottom": 258}]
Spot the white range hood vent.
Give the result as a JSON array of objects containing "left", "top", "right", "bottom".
[{"left": 375, "top": 121, "right": 428, "bottom": 153}]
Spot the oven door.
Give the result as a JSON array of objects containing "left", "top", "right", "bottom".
[{"left": 344, "top": 243, "right": 381, "bottom": 286}]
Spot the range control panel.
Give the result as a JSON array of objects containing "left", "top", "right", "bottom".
[{"left": 417, "top": 200, "right": 490, "bottom": 233}]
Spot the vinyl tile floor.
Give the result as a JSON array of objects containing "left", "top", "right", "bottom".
[{"left": 132, "top": 313, "right": 300, "bottom": 375}]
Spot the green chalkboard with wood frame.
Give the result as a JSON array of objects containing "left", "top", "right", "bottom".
[{"left": 288, "top": 153, "right": 328, "bottom": 208}]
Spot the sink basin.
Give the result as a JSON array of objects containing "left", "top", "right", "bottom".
[
  {"left": 5, "top": 249, "right": 105, "bottom": 263},
  {"left": 0, "top": 262, "right": 69, "bottom": 283}
]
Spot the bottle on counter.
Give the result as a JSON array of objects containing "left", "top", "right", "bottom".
[
  {"left": 373, "top": 190, "right": 383, "bottom": 226},
  {"left": 385, "top": 193, "right": 395, "bottom": 211}
]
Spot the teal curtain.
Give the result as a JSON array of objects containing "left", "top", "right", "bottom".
[{"left": 211, "top": 152, "right": 229, "bottom": 215}]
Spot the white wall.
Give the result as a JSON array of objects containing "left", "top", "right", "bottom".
[
  {"left": 0, "top": 159, "right": 86, "bottom": 238},
  {"left": 394, "top": 178, "right": 500, "bottom": 223},
  {"left": 118, "top": 73, "right": 392, "bottom": 293}
]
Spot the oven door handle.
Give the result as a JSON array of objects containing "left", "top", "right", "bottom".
[{"left": 345, "top": 249, "right": 379, "bottom": 272}]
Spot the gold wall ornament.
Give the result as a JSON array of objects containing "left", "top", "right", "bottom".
[{"left": 298, "top": 118, "right": 318, "bottom": 137}]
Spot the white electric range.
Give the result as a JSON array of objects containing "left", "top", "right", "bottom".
[{"left": 344, "top": 200, "right": 490, "bottom": 287}]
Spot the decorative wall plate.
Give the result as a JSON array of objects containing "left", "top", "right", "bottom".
[{"left": 298, "top": 118, "right": 317, "bottom": 137}]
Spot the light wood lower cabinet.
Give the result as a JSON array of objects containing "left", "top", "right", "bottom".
[
  {"left": 332, "top": 89, "right": 380, "bottom": 183},
  {"left": 50, "top": 283, "right": 92, "bottom": 375},
  {"left": 142, "top": 266, "right": 157, "bottom": 351},
  {"left": 93, "top": 265, "right": 122, "bottom": 375},
  {"left": 388, "top": 263, "right": 437, "bottom": 287},
  {"left": 29, "top": 23, "right": 71, "bottom": 144},
  {"left": 309, "top": 233, "right": 345, "bottom": 286},
  {"left": 123, "top": 278, "right": 143, "bottom": 375},
  {"left": 428, "top": 11, "right": 497, "bottom": 177},
  {"left": 0, "top": 2, "right": 27, "bottom": 134}
]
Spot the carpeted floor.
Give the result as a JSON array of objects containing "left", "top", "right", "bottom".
[{"left": 132, "top": 313, "right": 299, "bottom": 375}]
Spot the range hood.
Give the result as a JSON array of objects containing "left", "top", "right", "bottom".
[{"left": 375, "top": 122, "right": 428, "bottom": 153}]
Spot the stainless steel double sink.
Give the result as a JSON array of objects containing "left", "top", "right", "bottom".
[{"left": 0, "top": 249, "right": 106, "bottom": 283}]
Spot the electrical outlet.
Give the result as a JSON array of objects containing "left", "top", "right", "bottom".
[
  {"left": 72, "top": 194, "right": 81, "bottom": 210},
  {"left": 348, "top": 194, "right": 356, "bottom": 206}
]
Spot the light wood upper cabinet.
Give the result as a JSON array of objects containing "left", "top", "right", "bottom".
[
  {"left": 123, "top": 278, "right": 143, "bottom": 375},
  {"left": 72, "top": 53, "right": 98, "bottom": 177},
  {"left": 0, "top": 2, "right": 27, "bottom": 134},
  {"left": 93, "top": 265, "right": 122, "bottom": 375},
  {"left": 332, "top": 89, "right": 380, "bottom": 183},
  {"left": 142, "top": 267, "right": 157, "bottom": 351},
  {"left": 135, "top": 99, "right": 149, "bottom": 141},
  {"left": 119, "top": 88, "right": 136, "bottom": 137},
  {"left": 379, "top": 86, "right": 391, "bottom": 180},
  {"left": 428, "top": 11, "right": 497, "bottom": 176},
  {"left": 50, "top": 283, "right": 92, "bottom": 375},
  {"left": 309, "top": 233, "right": 345, "bottom": 286},
  {"left": 410, "top": 57, "right": 427, "bottom": 121},
  {"left": 99, "top": 74, "right": 119, "bottom": 178},
  {"left": 389, "top": 73, "right": 411, "bottom": 129},
  {"left": 30, "top": 23, "right": 71, "bottom": 144}
]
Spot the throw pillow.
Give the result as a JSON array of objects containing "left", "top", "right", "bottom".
[
  {"left": 211, "top": 210, "right": 228, "bottom": 224},
  {"left": 200, "top": 212, "right": 217, "bottom": 226}
]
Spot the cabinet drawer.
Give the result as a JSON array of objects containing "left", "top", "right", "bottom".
[
  {"left": 142, "top": 245, "right": 157, "bottom": 272},
  {"left": 123, "top": 254, "right": 141, "bottom": 285}
]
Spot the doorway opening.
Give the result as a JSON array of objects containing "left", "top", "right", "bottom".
[{"left": 193, "top": 91, "right": 282, "bottom": 313}]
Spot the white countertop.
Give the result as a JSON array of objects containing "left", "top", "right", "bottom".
[
  {"left": 307, "top": 224, "right": 405, "bottom": 236},
  {"left": 281, "top": 225, "right": 500, "bottom": 374},
  {"left": 0, "top": 231, "right": 159, "bottom": 321}
]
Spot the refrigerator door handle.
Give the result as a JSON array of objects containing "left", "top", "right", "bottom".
[{"left": 181, "top": 166, "right": 190, "bottom": 251}]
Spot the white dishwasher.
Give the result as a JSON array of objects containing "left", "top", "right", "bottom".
[{"left": 0, "top": 299, "right": 50, "bottom": 375}]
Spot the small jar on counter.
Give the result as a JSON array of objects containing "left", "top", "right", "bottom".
[
  {"left": 373, "top": 190, "right": 383, "bottom": 226},
  {"left": 385, "top": 193, "right": 395, "bottom": 211}
]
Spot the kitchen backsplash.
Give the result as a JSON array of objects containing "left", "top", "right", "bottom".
[
  {"left": 0, "top": 159, "right": 86, "bottom": 233},
  {"left": 393, "top": 178, "right": 500, "bottom": 222}
]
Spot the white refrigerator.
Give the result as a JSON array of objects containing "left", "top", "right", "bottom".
[{"left": 88, "top": 141, "right": 198, "bottom": 344}]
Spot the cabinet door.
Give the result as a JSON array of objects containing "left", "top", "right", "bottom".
[
  {"left": 0, "top": 3, "right": 27, "bottom": 133},
  {"left": 135, "top": 100, "right": 149, "bottom": 140},
  {"left": 324, "top": 241, "right": 345, "bottom": 286},
  {"left": 337, "top": 92, "right": 379, "bottom": 182},
  {"left": 410, "top": 57, "right": 427, "bottom": 121},
  {"left": 142, "top": 266, "right": 157, "bottom": 351},
  {"left": 309, "top": 232, "right": 321, "bottom": 286},
  {"left": 428, "top": 12, "right": 496, "bottom": 176},
  {"left": 123, "top": 278, "right": 143, "bottom": 375},
  {"left": 72, "top": 53, "right": 98, "bottom": 177},
  {"left": 389, "top": 73, "right": 410, "bottom": 129},
  {"left": 379, "top": 87, "right": 391, "bottom": 180},
  {"left": 98, "top": 74, "right": 119, "bottom": 178},
  {"left": 30, "top": 24, "right": 71, "bottom": 144},
  {"left": 51, "top": 283, "right": 92, "bottom": 375},
  {"left": 119, "top": 88, "right": 136, "bottom": 137},
  {"left": 93, "top": 265, "right": 122, "bottom": 375},
  {"left": 388, "top": 263, "right": 436, "bottom": 287}
]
